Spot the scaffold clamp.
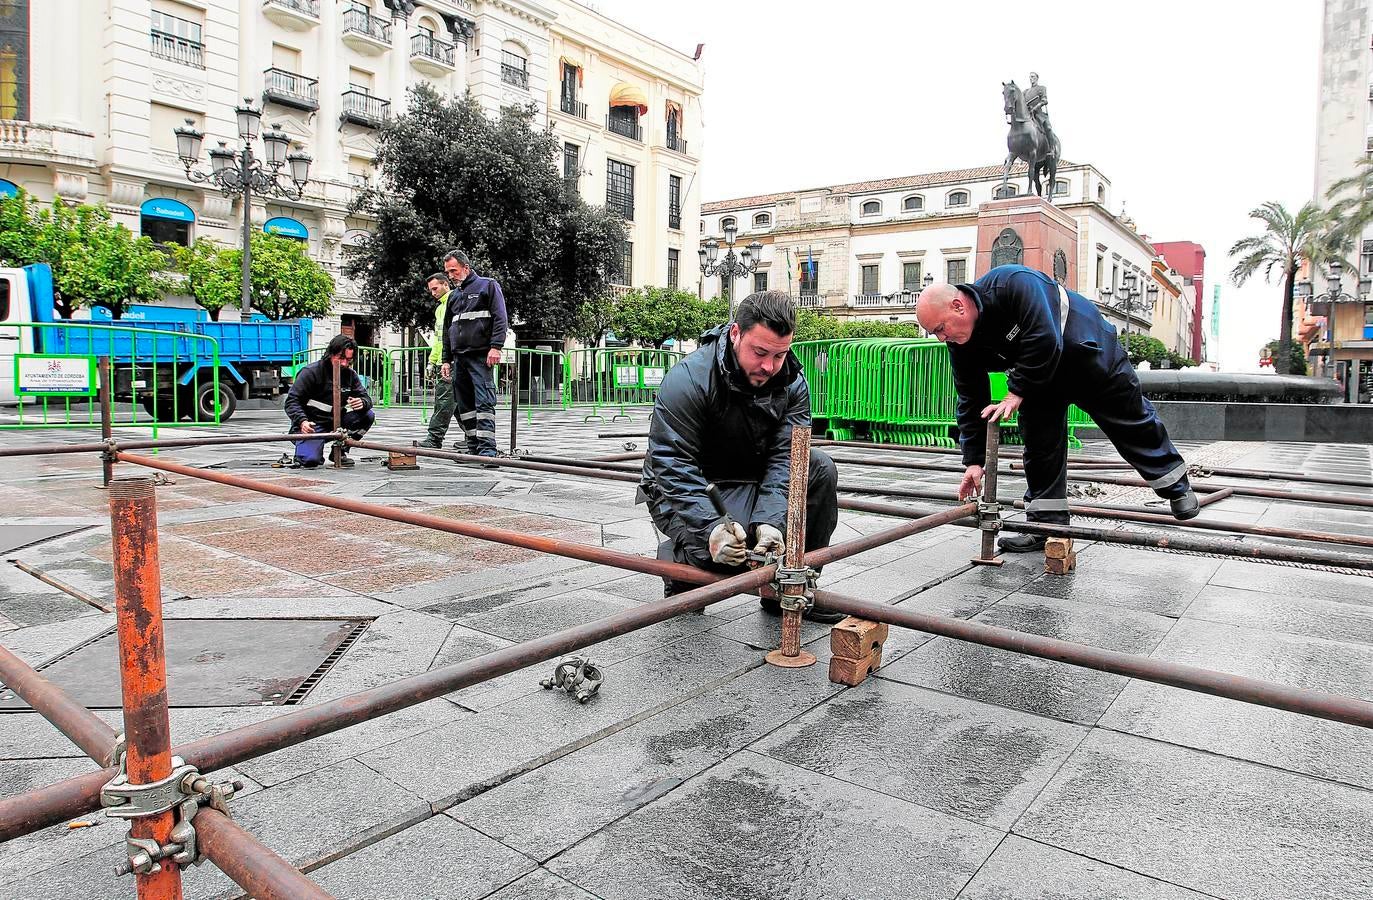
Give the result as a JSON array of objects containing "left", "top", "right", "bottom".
[
  {"left": 977, "top": 500, "right": 1002, "bottom": 532},
  {"left": 104, "top": 752, "right": 242, "bottom": 876}
]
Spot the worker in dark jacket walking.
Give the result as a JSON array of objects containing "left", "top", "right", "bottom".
[
  {"left": 639, "top": 291, "right": 844, "bottom": 623},
  {"left": 440, "top": 250, "right": 508, "bottom": 459},
  {"left": 916, "top": 264, "right": 1198, "bottom": 553},
  {"left": 284, "top": 334, "right": 374, "bottom": 468}
]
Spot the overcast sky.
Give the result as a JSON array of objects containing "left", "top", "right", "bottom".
[{"left": 590, "top": 0, "right": 1325, "bottom": 371}]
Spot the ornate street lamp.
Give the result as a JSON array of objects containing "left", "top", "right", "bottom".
[
  {"left": 1100, "top": 269, "right": 1156, "bottom": 359},
  {"left": 1296, "top": 259, "right": 1372, "bottom": 382},
  {"left": 699, "top": 222, "right": 763, "bottom": 318},
  {"left": 174, "top": 99, "right": 313, "bottom": 318}
]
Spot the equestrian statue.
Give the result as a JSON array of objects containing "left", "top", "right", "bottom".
[{"left": 1001, "top": 72, "right": 1061, "bottom": 200}]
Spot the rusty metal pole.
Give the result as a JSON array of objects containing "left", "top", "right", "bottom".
[
  {"left": 766, "top": 426, "right": 817, "bottom": 668},
  {"left": 99, "top": 356, "right": 114, "bottom": 487},
  {"left": 108, "top": 476, "right": 182, "bottom": 899},
  {"left": 330, "top": 357, "right": 342, "bottom": 469},
  {"left": 970, "top": 423, "right": 1003, "bottom": 566},
  {"left": 194, "top": 808, "right": 335, "bottom": 900}
]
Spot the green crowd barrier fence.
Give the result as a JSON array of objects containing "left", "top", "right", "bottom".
[
  {"left": 563, "top": 347, "right": 684, "bottom": 422},
  {"left": 0, "top": 322, "right": 223, "bottom": 434},
  {"left": 291, "top": 344, "right": 391, "bottom": 405}
]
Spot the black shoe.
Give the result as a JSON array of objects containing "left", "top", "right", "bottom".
[
  {"left": 758, "top": 596, "right": 846, "bottom": 624},
  {"left": 417, "top": 439, "right": 441, "bottom": 449},
  {"left": 1170, "top": 490, "right": 1200, "bottom": 521},
  {"left": 997, "top": 533, "right": 1047, "bottom": 553}
]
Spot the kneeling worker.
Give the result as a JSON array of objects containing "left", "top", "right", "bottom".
[
  {"left": 639, "top": 291, "right": 844, "bottom": 623},
  {"left": 285, "top": 335, "right": 375, "bottom": 468},
  {"left": 916, "top": 264, "right": 1198, "bottom": 553}
]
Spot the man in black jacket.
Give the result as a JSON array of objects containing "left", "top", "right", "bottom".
[
  {"left": 639, "top": 291, "right": 843, "bottom": 622},
  {"left": 440, "top": 250, "right": 508, "bottom": 458},
  {"left": 916, "top": 264, "right": 1197, "bottom": 553},
  {"left": 284, "top": 335, "right": 374, "bottom": 468}
]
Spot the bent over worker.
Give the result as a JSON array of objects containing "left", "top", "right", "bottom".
[
  {"left": 638, "top": 291, "right": 844, "bottom": 623},
  {"left": 440, "top": 249, "right": 508, "bottom": 458},
  {"left": 916, "top": 264, "right": 1198, "bottom": 553},
  {"left": 284, "top": 334, "right": 374, "bottom": 468}
]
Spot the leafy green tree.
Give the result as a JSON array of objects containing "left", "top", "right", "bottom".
[
  {"left": 1325, "top": 157, "right": 1373, "bottom": 248},
  {"left": 0, "top": 191, "right": 113, "bottom": 318},
  {"left": 226, "top": 232, "right": 333, "bottom": 320},
  {"left": 344, "top": 86, "right": 625, "bottom": 336},
  {"left": 169, "top": 238, "right": 239, "bottom": 321},
  {"left": 1122, "top": 332, "right": 1170, "bottom": 368},
  {"left": 59, "top": 222, "right": 172, "bottom": 320},
  {"left": 612, "top": 286, "right": 717, "bottom": 347},
  {"left": 1228, "top": 201, "right": 1332, "bottom": 376},
  {"left": 1262, "top": 339, "right": 1308, "bottom": 375},
  {"left": 571, "top": 293, "right": 618, "bottom": 347}
]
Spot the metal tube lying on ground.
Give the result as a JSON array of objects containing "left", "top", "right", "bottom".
[
  {"left": 194, "top": 808, "right": 335, "bottom": 900},
  {"left": 0, "top": 432, "right": 345, "bottom": 459},
  {"left": 0, "top": 645, "right": 118, "bottom": 764}
]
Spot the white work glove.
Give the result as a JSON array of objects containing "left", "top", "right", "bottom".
[
  {"left": 708, "top": 520, "right": 749, "bottom": 566},
  {"left": 752, "top": 524, "right": 784, "bottom": 556}
]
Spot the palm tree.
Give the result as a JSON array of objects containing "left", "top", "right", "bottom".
[
  {"left": 1228, "top": 201, "right": 1330, "bottom": 375},
  {"left": 1325, "top": 157, "right": 1373, "bottom": 245}
]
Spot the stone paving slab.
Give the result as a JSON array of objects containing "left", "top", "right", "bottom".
[
  {"left": 1098, "top": 617, "right": 1373, "bottom": 789},
  {"left": 1183, "top": 582, "right": 1373, "bottom": 645},
  {"left": 481, "top": 868, "right": 600, "bottom": 900},
  {"left": 303, "top": 609, "right": 455, "bottom": 703},
  {"left": 756, "top": 679, "right": 1087, "bottom": 829},
  {"left": 1017, "top": 542, "right": 1222, "bottom": 617},
  {"left": 451, "top": 660, "right": 842, "bottom": 861},
  {"left": 545, "top": 749, "right": 1002, "bottom": 900},
  {"left": 1014, "top": 729, "right": 1373, "bottom": 900},
  {"left": 1207, "top": 558, "right": 1373, "bottom": 606},
  {"left": 958, "top": 835, "right": 1215, "bottom": 899}
]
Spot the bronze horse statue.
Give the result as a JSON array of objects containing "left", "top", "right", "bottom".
[{"left": 1001, "top": 80, "right": 1059, "bottom": 199}]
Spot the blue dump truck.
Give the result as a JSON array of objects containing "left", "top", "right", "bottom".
[{"left": 0, "top": 264, "right": 311, "bottom": 421}]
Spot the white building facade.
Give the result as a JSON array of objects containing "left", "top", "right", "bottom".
[
  {"left": 701, "top": 162, "right": 1193, "bottom": 356},
  {"left": 0, "top": 0, "right": 702, "bottom": 347}
]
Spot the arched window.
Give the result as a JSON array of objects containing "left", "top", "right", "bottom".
[
  {"left": 752, "top": 212, "right": 771, "bottom": 227},
  {"left": 1052, "top": 179, "right": 1069, "bottom": 197},
  {"left": 993, "top": 183, "right": 1017, "bottom": 199},
  {"left": 902, "top": 194, "right": 924, "bottom": 212},
  {"left": 860, "top": 199, "right": 881, "bottom": 216},
  {"left": 946, "top": 190, "right": 970, "bottom": 208},
  {"left": 719, "top": 216, "right": 736, "bottom": 231},
  {"left": 1096, "top": 183, "right": 1106, "bottom": 203},
  {"left": 500, "top": 41, "right": 528, "bottom": 89}
]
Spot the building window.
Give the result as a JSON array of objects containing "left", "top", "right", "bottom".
[
  {"left": 1095, "top": 255, "right": 1104, "bottom": 290},
  {"left": 150, "top": 8, "right": 205, "bottom": 69},
  {"left": 141, "top": 215, "right": 191, "bottom": 248},
  {"left": 946, "top": 190, "right": 970, "bottom": 208},
  {"left": 668, "top": 174, "right": 682, "bottom": 230},
  {"left": 753, "top": 212, "right": 771, "bottom": 228},
  {"left": 946, "top": 258, "right": 967, "bottom": 283},
  {"left": 563, "top": 142, "right": 579, "bottom": 191},
  {"left": 500, "top": 49, "right": 528, "bottom": 90},
  {"left": 606, "top": 159, "right": 634, "bottom": 221},
  {"left": 993, "top": 183, "right": 1017, "bottom": 199},
  {"left": 1362, "top": 239, "right": 1373, "bottom": 275},
  {"left": 800, "top": 258, "right": 819, "bottom": 295},
  {"left": 667, "top": 248, "right": 679, "bottom": 290},
  {"left": 0, "top": 0, "right": 29, "bottom": 120},
  {"left": 559, "top": 63, "right": 584, "bottom": 117},
  {"left": 860, "top": 264, "right": 879, "bottom": 295},
  {"left": 902, "top": 195, "right": 923, "bottom": 212},
  {"left": 1365, "top": 302, "right": 1373, "bottom": 327},
  {"left": 607, "top": 104, "right": 641, "bottom": 140},
  {"left": 1052, "top": 179, "right": 1069, "bottom": 197},
  {"left": 719, "top": 216, "right": 736, "bottom": 232},
  {"left": 860, "top": 199, "right": 881, "bottom": 216},
  {"left": 1096, "top": 183, "right": 1106, "bottom": 203},
  {"left": 902, "top": 261, "right": 923, "bottom": 291},
  {"left": 610, "top": 240, "right": 632, "bottom": 286},
  {"left": 754, "top": 271, "right": 767, "bottom": 293}
]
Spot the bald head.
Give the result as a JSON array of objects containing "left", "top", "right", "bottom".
[{"left": 916, "top": 283, "right": 978, "bottom": 345}]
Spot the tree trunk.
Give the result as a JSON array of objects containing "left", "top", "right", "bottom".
[
  {"left": 1277, "top": 266, "right": 1296, "bottom": 376},
  {"left": 110, "top": 307, "right": 122, "bottom": 320},
  {"left": 208, "top": 308, "right": 221, "bottom": 322}
]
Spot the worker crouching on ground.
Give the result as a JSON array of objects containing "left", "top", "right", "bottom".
[
  {"left": 916, "top": 264, "right": 1198, "bottom": 553},
  {"left": 638, "top": 290, "right": 845, "bottom": 624},
  {"left": 284, "top": 334, "right": 374, "bottom": 468}
]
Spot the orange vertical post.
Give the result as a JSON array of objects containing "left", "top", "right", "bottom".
[{"left": 767, "top": 425, "right": 817, "bottom": 668}]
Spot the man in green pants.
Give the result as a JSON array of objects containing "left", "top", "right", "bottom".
[{"left": 419, "top": 273, "right": 456, "bottom": 449}]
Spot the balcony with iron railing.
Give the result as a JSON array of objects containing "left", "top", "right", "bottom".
[
  {"left": 665, "top": 132, "right": 688, "bottom": 154},
  {"left": 341, "top": 7, "right": 390, "bottom": 54},
  {"left": 559, "top": 95, "right": 588, "bottom": 120},
  {"left": 151, "top": 29, "right": 205, "bottom": 69},
  {"left": 263, "top": 68, "right": 319, "bottom": 111},
  {"left": 410, "top": 32, "right": 456, "bottom": 74},
  {"left": 262, "top": 0, "right": 320, "bottom": 29},
  {"left": 501, "top": 63, "right": 529, "bottom": 90},
  {"left": 340, "top": 91, "right": 390, "bottom": 128},
  {"left": 606, "top": 114, "right": 642, "bottom": 142}
]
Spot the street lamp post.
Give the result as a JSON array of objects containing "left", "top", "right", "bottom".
[
  {"left": 1100, "top": 270, "right": 1157, "bottom": 363},
  {"left": 173, "top": 99, "right": 312, "bottom": 318},
  {"left": 698, "top": 221, "right": 763, "bottom": 318},
  {"left": 1297, "top": 259, "right": 1372, "bottom": 386}
]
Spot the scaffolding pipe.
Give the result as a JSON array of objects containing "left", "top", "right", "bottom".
[
  {"left": 194, "top": 808, "right": 334, "bottom": 900},
  {"left": 766, "top": 426, "right": 816, "bottom": 668},
  {"left": 0, "top": 645, "right": 118, "bottom": 765},
  {"left": 0, "top": 432, "right": 345, "bottom": 459},
  {"left": 810, "top": 589, "right": 1373, "bottom": 729}
]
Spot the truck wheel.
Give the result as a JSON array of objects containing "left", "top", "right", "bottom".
[
  {"left": 139, "top": 395, "right": 182, "bottom": 422},
  {"left": 186, "top": 380, "right": 237, "bottom": 422}
]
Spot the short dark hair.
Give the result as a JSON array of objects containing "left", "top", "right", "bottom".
[
  {"left": 426, "top": 272, "right": 449, "bottom": 287},
  {"left": 734, "top": 291, "right": 796, "bottom": 337},
  {"left": 326, "top": 335, "right": 358, "bottom": 359},
  {"left": 443, "top": 249, "right": 470, "bottom": 268}
]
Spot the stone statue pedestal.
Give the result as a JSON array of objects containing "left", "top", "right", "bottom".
[{"left": 974, "top": 195, "right": 1078, "bottom": 289}]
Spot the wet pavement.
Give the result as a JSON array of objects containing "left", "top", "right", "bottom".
[{"left": 1, "top": 410, "right": 1372, "bottom": 899}]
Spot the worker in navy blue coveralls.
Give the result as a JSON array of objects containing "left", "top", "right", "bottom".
[
  {"left": 284, "top": 334, "right": 375, "bottom": 468},
  {"left": 916, "top": 265, "right": 1198, "bottom": 553},
  {"left": 441, "top": 250, "right": 508, "bottom": 459}
]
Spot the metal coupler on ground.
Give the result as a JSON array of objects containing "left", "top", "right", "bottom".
[
  {"left": 101, "top": 741, "right": 241, "bottom": 876},
  {"left": 540, "top": 655, "right": 604, "bottom": 703}
]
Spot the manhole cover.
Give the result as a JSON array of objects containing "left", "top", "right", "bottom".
[
  {"left": 0, "top": 618, "right": 370, "bottom": 709},
  {"left": 367, "top": 480, "right": 495, "bottom": 497}
]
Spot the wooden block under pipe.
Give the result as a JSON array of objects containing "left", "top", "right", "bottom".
[{"left": 830, "top": 617, "right": 889, "bottom": 660}]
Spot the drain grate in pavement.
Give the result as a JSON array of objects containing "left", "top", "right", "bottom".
[
  {"left": 0, "top": 617, "right": 371, "bottom": 709},
  {"left": 0, "top": 524, "right": 94, "bottom": 556},
  {"left": 366, "top": 480, "right": 496, "bottom": 497}
]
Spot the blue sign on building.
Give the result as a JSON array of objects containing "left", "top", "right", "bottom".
[
  {"left": 0, "top": 179, "right": 18, "bottom": 199},
  {"left": 263, "top": 216, "right": 309, "bottom": 240},
  {"left": 140, "top": 197, "right": 196, "bottom": 222}
]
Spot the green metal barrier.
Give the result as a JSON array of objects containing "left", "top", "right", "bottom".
[
  {"left": 563, "top": 347, "right": 684, "bottom": 422},
  {"left": 292, "top": 344, "right": 391, "bottom": 407},
  {"left": 794, "top": 337, "right": 1095, "bottom": 448},
  {"left": 0, "top": 322, "right": 223, "bottom": 433}
]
